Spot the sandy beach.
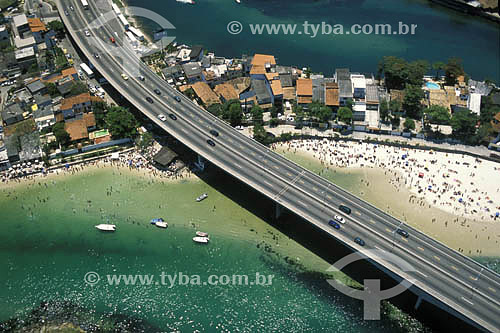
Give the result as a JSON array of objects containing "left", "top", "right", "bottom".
[{"left": 274, "top": 139, "right": 500, "bottom": 257}]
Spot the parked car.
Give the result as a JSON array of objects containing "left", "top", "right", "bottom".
[
  {"left": 207, "top": 139, "right": 215, "bottom": 147},
  {"left": 328, "top": 220, "right": 340, "bottom": 229},
  {"left": 339, "top": 205, "right": 352, "bottom": 215},
  {"left": 354, "top": 237, "right": 365, "bottom": 246},
  {"left": 396, "top": 229, "right": 409, "bottom": 238},
  {"left": 209, "top": 129, "right": 219, "bottom": 137}
]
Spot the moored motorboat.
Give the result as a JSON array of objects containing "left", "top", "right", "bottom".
[
  {"left": 193, "top": 236, "right": 209, "bottom": 244},
  {"left": 196, "top": 193, "right": 208, "bottom": 202},
  {"left": 95, "top": 224, "right": 116, "bottom": 232},
  {"left": 150, "top": 218, "right": 168, "bottom": 228},
  {"left": 176, "top": 0, "right": 195, "bottom": 4},
  {"left": 196, "top": 231, "right": 208, "bottom": 237}
]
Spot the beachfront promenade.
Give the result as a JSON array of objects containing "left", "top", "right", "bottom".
[{"left": 58, "top": 0, "right": 500, "bottom": 331}]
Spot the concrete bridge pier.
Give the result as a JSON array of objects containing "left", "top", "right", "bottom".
[
  {"left": 195, "top": 155, "right": 206, "bottom": 171},
  {"left": 275, "top": 203, "right": 283, "bottom": 220},
  {"left": 415, "top": 295, "right": 423, "bottom": 310}
]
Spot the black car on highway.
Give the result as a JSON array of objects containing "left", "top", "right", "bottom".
[
  {"left": 207, "top": 139, "right": 215, "bottom": 147},
  {"left": 146, "top": 97, "right": 153, "bottom": 104},
  {"left": 168, "top": 113, "right": 177, "bottom": 120},
  {"left": 174, "top": 96, "right": 181, "bottom": 102},
  {"left": 354, "top": 237, "right": 365, "bottom": 246},
  {"left": 209, "top": 129, "right": 219, "bottom": 137},
  {"left": 154, "top": 89, "right": 161, "bottom": 95},
  {"left": 328, "top": 220, "right": 341, "bottom": 230},
  {"left": 339, "top": 205, "right": 352, "bottom": 215},
  {"left": 396, "top": 229, "right": 409, "bottom": 238}
]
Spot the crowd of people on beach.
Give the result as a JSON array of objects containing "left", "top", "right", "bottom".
[
  {"left": 274, "top": 139, "right": 500, "bottom": 221},
  {"left": 0, "top": 144, "right": 191, "bottom": 185}
]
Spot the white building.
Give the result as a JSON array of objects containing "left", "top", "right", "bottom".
[
  {"left": 468, "top": 93, "right": 481, "bottom": 115},
  {"left": 351, "top": 74, "right": 366, "bottom": 100}
]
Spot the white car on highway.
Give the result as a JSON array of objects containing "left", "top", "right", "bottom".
[
  {"left": 121, "top": 73, "right": 129, "bottom": 80},
  {"left": 333, "top": 215, "right": 346, "bottom": 224},
  {"left": 158, "top": 114, "right": 167, "bottom": 121},
  {"left": 84, "top": 30, "right": 91, "bottom": 37}
]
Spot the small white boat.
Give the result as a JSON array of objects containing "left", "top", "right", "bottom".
[
  {"left": 236, "top": 0, "right": 241, "bottom": 3},
  {"left": 95, "top": 224, "right": 116, "bottom": 232},
  {"left": 155, "top": 221, "right": 168, "bottom": 228},
  {"left": 196, "top": 231, "right": 208, "bottom": 237},
  {"left": 193, "top": 236, "right": 209, "bottom": 244},
  {"left": 176, "top": 0, "right": 195, "bottom": 4},
  {"left": 196, "top": 193, "right": 208, "bottom": 202}
]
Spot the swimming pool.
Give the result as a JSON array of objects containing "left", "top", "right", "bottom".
[{"left": 426, "top": 82, "right": 440, "bottom": 90}]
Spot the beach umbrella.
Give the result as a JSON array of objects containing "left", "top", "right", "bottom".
[
  {"left": 496, "top": 212, "right": 499, "bottom": 218},
  {"left": 65, "top": 163, "right": 69, "bottom": 169}
]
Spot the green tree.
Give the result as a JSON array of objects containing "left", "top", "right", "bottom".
[
  {"left": 450, "top": 109, "right": 478, "bottom": 141},
  {"left": 92, "top": 101, "right": 107, "bottom": 128},
  {"left": 337, "top": 107, "right": 353, "bottom": 124},
  {"left": 389, "top": 99, "right": 402, "bottom": 114},
  {"left": 432, "top": 61, "right": 445, "bottom": 79},
  {"left": 269, "top": 117, "right": 279, "bottom": 127},
  {"left": 379, "top": 100, "right": 389, "bottom": 123},
  {"left": 253, "top": 123, "right": 268, "bottom": 144},
  {"left": 137, "top": 132, "right": 154, "bottom": 151},
  {"left": 403, "top": 118, "right": 416, "bottom": 131},
  {"left": 402, "top": 85, "right": 424, "bottom": 119},
  {"left": 207, "top": 103, "right": 223, "bottom": 117},
  {"left": 48, "top": 20, "right": 65, "bottom": 36},
  {"left": 444, "top": 57, "right": 465, "bottom": 86},
  {"left": 309, "top": 101, "right": 332, "bottom": 122},
  {"left": 250, "top": 105, "right": 263, "bottom": 125},
  {"left": 105, "top": 107, "right": 139, "bottom": 139},
  {"left": 69, "top": 81, "right": 88, "bottom": 96},
  {"left": 378, "top": 57, "right": 428, "bottom": 90},
  {"left": 424, "top": 105, "right": 451, "bottom": 125},
  {"left": 222, "top": 101, "right": 243, "bottom": 126},
  {"left": 269, "top": 105, "right": 279, "bottom": 118},
  {"left": 46, "top": 82, "right": 59, "bottom": 97},
  {"left": 53, "top": 122, "right": 70, "bottom": 147}
]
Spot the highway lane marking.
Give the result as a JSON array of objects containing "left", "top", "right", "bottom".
[
  {"left": 286, "top": 172, "right": 293, "bottom": 177},
  {"left": 355, "top": 211, "right": 361, "bottom": 216},
  {"left": 274, "top": 165, "right": 279, "bottom": 169},
  {"left": 180, "top": 128, "right": 188, "bottom": 133},
  {"left": 264, "top": 181, "right": 273, "bottom": 187},
  {"left": 299, "top": 180, "right": 305, "bottom": 184},
  {"left": 326, "top": 195, "right": 332, "bottom": 199},
  {"left": 416, "top": 271, "right": 428, "bottom": 278},
  {"left": 235, "top": 163, "right": 243, "bottom": 169},
  {"left": 451, "top": 265, "right": 459, "bottom": 271},
  {"left": 401, "top": 237, "right": 408, "bottom": 242},
  {"left": 369, "top": 219, "right": 376, "bottom": 224},
  {"left": 433, "top": 255, "right": 441, "bottom": 261},
  {"left": 313, "top": 186, "right": 318, "bottom": 191},
  {"left": 251, "top": 152, "right": 256, "bottom": 156},
  {"left": 488, "top": 287, "right": 496, "bottom": 293},
  {"left": 460, "top": 297, "right": 474, "bottom": 305},
  {"left": 470, "top": 275, "right": 478, "bottom": 281},
  {"left": 385, "top": 228, "right": 392, "bottom": 233},
  {"left": 417, "top": 246, "right": 425, "bottom": 251},
  {"left": 298, "top": 201, "right": 309, "bottom": 208}
]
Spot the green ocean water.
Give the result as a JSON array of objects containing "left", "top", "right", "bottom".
[
  {"left": 0, "top": 167, "right": 427, "bottom": 331},
  {"left": 128, "top": 0, "right": 499, "bottom": 81}
]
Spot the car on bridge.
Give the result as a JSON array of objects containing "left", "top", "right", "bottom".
[
  {"left": 328, "top": 220, "right": 341, "bottom": 229},
  {"left": 333, "top": 215, "right": 345, "bottom": 224},
  {"left": 85, "top": 30, "right": 91, "bottom": 37},
  {"left": 154, "top": 89, "right": 161, "bottom": 95},
  {"left": 169, "top": 113, "right": 177, "bottom": 121},
  {"left": 174, "top": 96, "right": 181, "bottom": 102},
  {"left": 110, "top": 36, "right": 116, "bottom": 43},
  {"left": 70, "top": 5, "right": 74, "bottom": 11},
  {"left": 64, "top": 9, "right": 69, "bottom": 16},
  {"left": 158, "top": 114, "right": 167, "bottom": 121},
  {"left": 339, "top": 205, "right": 352, "bottom": 215},
  {"left": 145, "top": 97, "right": 154, "bottom": 104},
  {"left": 209, "top": 129, "right": 219, "bottom": 137},
  {"left": 93, "top": 53, "right": 100, "bottom": 59},
  {"left": 396, "top": 229, "right": 409, "bottom": 238},
  {"left": 207, "top": 139, "right": 215, "bottom": 147},
  {"left": 354, "top": 237, "right": 365, "bottom": 246},
  {"left": 138, "top": 75, "right": 145, "bottom": 81},
  {"left": 121, "top": 73, "right": 129, "bottom": 80}
]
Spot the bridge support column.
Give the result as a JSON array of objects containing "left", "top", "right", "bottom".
[
  {"left": 275, "top": 203, "right": 283, "bottom": 220},
  {"left": 414, "top": 295, "right": 423, "bottom": 310},
  {"left": 195, "top": 154, "right": 205, "bottom": 171}
]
